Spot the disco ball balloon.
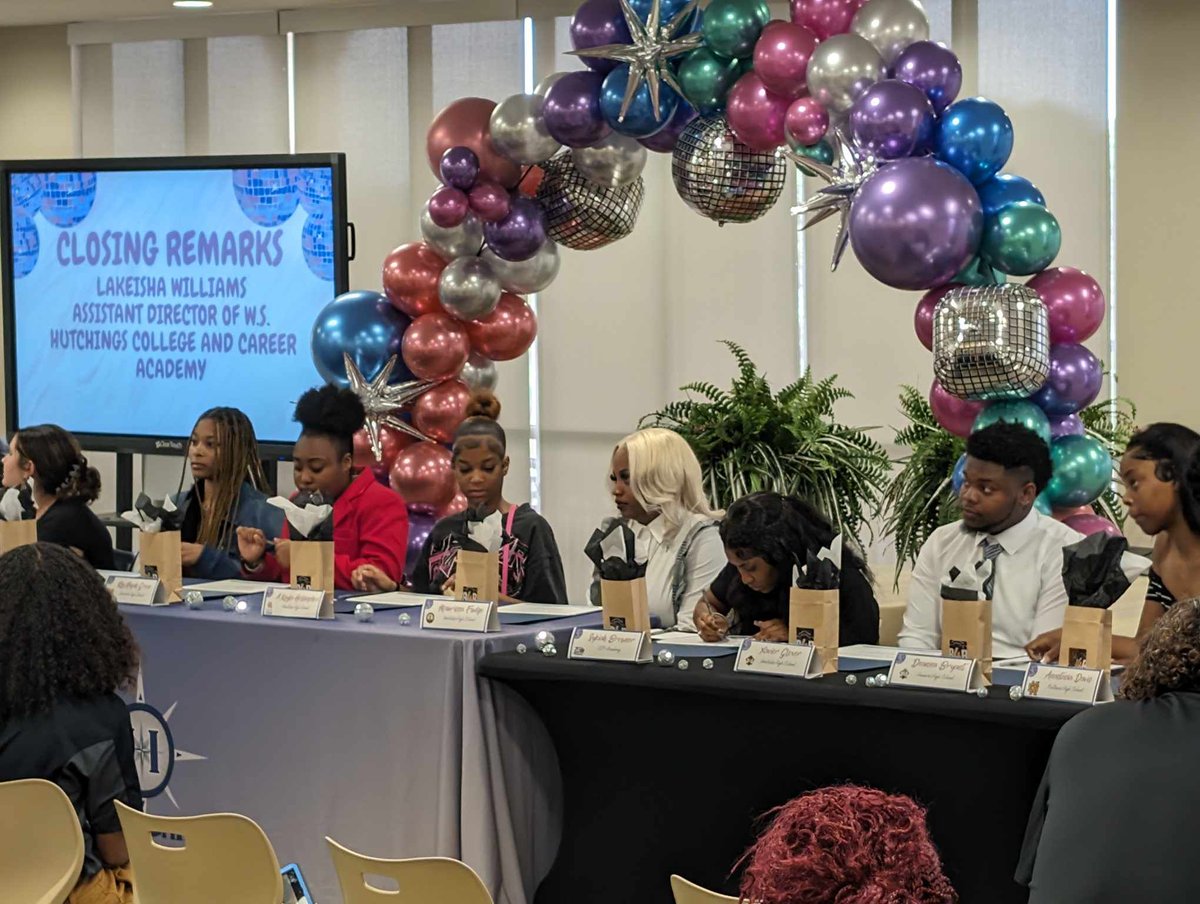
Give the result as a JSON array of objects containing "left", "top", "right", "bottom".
[
  {"left": 535, "top": 152, "right": 645, "bottom": 251},
  {"left": 301, "top": 212, "right": 335, "bottom": 281},
  {"left": 671, "top": 115, "right": 787, "bottom": 225},
  {"left": 296, "top": 167, "right": 333, "bottom": 215},
  {"left": 10, "top": 173, "right": 42, "bottom": 217},
  {"left": 10, "top": 214, "right": 38, "bottom": 278},
  {"left": 231, "top": 168, "right": 300, "bottom": 227},
  {"left": 40, "top": 172, "right": 97, "bottom": 227}
]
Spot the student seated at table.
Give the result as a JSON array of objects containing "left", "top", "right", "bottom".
[
  {"left": 585, "top": 427, "right": 724, "bottom": 628},
  {"left": 237, "top": 384, "right": 409, "bottom": 590},
  {"left": 1017, "top": 599, "right": 1200, "bottom": 901},
  {"left": 899, "top": 422, "right": 1081, "bottom": 660},
  {"left": 739, "top": 785, "right": 956, "bottom": 903},
  {"left": 694, "top": 491, "right": 879, "bottom": 644},
  {"left": 0, "top": 543, "right": 142, "bottom": 904},
  {"left": 2, "top": 424, "right": 114, "bottom": 570},
  {"left": 368, "top": 391, "right": 567, "bottom": 603},
  {"left": 1027, "top": 422, "right": 1200, "bottom": 664},
  {"left": 173, "top": 407, "right": 283, "bottom": 579}
]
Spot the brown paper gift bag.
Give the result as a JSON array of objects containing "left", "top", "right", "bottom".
[
  {"left": 139, "top": 530, "right": 183, "bottom": 602},
  {"left": 455, "top": 549, "right": 500, "bottom": 602},
  {"left": 941, "top": 597, "right": 993, "bottom": 679},
  {"left": 601, "top": 577, "right": 651, "bottom": 635},
  {"left": 289, "top": 540, "right": 335, "bottom": 594},
  {"left": 0, "top": 519, "right": 37, "bottom": 555},
  {"left": 1058, "top": 606, "right": 1112, "bottom": 671},
  {"left": 789, "top": 587, "right": 839, "bottom": 674}
]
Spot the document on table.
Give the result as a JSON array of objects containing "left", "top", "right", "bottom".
[
  {"left": 839, "top": 644, "right": 938, "bottom": 659},
  {"left": 499, "top": 603, "right": 601, "bottom": 618},
  {"left": 345, "top": 591, "right": 454, "bottom": 608},
  {"left": 186, "top": 579, "right": 290, "bottom": 596},
  {"left": 998, "top": 654, "right": 1125, "bottom": 673},
  {"left": 652, "top": 630, "right": 742, "bottom": 648}
]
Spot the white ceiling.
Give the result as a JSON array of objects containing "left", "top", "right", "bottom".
[{"left": 0, "top": 0, "right": 378, "bottom": 27}]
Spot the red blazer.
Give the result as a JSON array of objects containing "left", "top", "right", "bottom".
[{"left": 245, "top": 470, "right": 409, "bottom": 590}]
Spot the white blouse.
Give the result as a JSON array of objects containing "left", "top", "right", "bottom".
[{"left": 628, "top": 511, "right": 726, "bottom": 630}]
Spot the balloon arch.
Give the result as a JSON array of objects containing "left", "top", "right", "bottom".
[{"left": 309, "top": 0, "right": 1117, "bottom": 572}]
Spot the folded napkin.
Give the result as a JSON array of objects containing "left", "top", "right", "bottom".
[
  {"left": 1062, "top": 533, "right": 1151, "bottom": 609},
  {"left": 584, "top": 518, "right": 647, "bottom": 582},
  {"left": 121, "top": 493, "right": 180, "bottom": 533},
  {"left": 465, "top": 508, "right": 505, "bottom": 553},
  {"left": 268, "top": 491, "right": 333, "bottom": 541},
  {"left": 794, "top": 534, "right": 843, "bottom": 590},
  {"left": 0, "top": 484, "right": 34, "bottom": 522}
]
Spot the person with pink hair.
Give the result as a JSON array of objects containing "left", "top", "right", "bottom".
[{"left": 739, "top": 785, "right": 957, "bottom": 904}]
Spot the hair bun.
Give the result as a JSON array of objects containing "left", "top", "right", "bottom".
[
  {"left": 465, "top": 390, "right": 501, "bottom": 421},
  {"left": 294, "top": 384, "right": 366, "bottom": 436}
]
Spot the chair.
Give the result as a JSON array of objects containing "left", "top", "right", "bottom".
[
  {"left": 326, "top": 837, "right": 493, "bottom": 904},
  {"left": 0, "top": 778, "right": 85, "bottom": 904},
  {"left": 115, "top": 801, "right": 282, "bottom": 904},
  {"left": 670, "top": 874, "right": 740, "bottom": 904}
]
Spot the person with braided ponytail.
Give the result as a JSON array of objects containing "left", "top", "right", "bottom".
[
  {"left": 173, "top": 407, "right": 283, "bottom": 579},
  {"left": 2, "top": 424, "right": 114, "bottom": 569}
]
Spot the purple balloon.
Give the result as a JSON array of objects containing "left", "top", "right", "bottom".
[
  {"left": 543, "top": 70, "right": 611, "bottom": 148},
  {"left": 848, "top": 79, "right": 935, "bottom": 160},
  {"left": 427, "top": 185, "right": 469, "bottom": 228},
  {"left": 1049, "top": 413, "right": 1086, "bottom": 439},
  {"left": 892, "top": 41, "right": 963, "bottom": 114},
  {"left": 848, "top": 158, "right": 984, "bottom": 291},
  {"left": 571, "top": 0, "right": 633, "bottom": 75},
  {"left": 439, "top": 146, "right": 480, "bottom": 191},
  {"left": 1032, "top": 343, "right": 1104, "bottom": 417},
  {"left": 404, "top": 509, "right": 438, "bottom": 582},
  {"left": 484, "top": 196, "right": 547, "bottom": 262},
  {"left": 639, "top": 101, "right": 698, "bottom": 153}
]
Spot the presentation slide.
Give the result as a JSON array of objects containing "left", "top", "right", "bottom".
[{"left": 8, "top": 166, "right": 338, "bottom": 444}]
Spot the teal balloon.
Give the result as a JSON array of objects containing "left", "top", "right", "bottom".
[
  {"left": 972, "top": 400, "right": 1051, "bottom": 446},
  {"left": 702, "top": 0, "right": 771, "bottom": 59},
  {"left": 790, "top": 139, "right": 834, "bottom": 177},
  {"left": 677, "top": 47, "right": 741, "bottom": 115},
  {"left": 1034, "top": 493, "right": 1053, "bottom": 515},
  {"left": 951, "top": 254, "right": 1005, "bottom": 287},
  {"left": 1044, "top": 435, "right": 1113, "bottom": 509},
  {"left": 980, "top": 200, "right": 1062, "bottom": 276}
]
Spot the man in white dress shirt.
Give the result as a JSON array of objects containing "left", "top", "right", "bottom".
[{"left": 900, "top": 422, "right": 1083, "bottom": 660}]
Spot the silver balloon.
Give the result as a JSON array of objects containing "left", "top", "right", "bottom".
[
  {"left": 459, "top": 353, "right": 499, "bottom": 392},
  {"left": 851, "top": 0, "right": 930, "bottom": 67},
  {"left": 536, "top": 153, "right": 645, "bottom": 251},
  {"left": 573, "top": 133, "right": 648, "bottom": 189},
  {"left": 806, "top": 33, "right": 885, "bottom": 114},
  {"left": 420, "top": 202, "right": 483, "bottom": 261},
  {"left": 482, "top": 240, "right": 560, "bottom": 294},
  {"left": 535, "top": 71, "right": 568, "bottom": 97},
  {"left": 672, "top": 115, "right": 787, "bottom": 225},
  {"left": 438, "top": 256, "right": 501, "bottom": 321},
  {"left": 490, "top": 93, "right": 562, "bottom": 166}
]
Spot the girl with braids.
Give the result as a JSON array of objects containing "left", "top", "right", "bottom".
[
  {"left": 362, "top": 391, "right": 567, "bottom": 602},
  {"left": 2, "top": 424, "right": 114, "bottom": 569},
  {"left": 173, "top": 407, "right": 283, "bottom": 579},
  {"left": 695, "top": 491, "right": 879, "bottom": 644},
  {"left": 238, "top": 384, "right": 409, "bottom": 590},
  {"left": 0, "top": 543, "right": 142, "bottom": 904}
]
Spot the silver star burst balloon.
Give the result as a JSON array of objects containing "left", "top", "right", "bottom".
[
  {"left": 788, "top": 129, "right": 879, "bottom": 271},
  {"left": 569, "top": 0, "right": 703, "bottom": 123},
  {"left": 342, "top": 353, "right": 434, "bottom": 461}
]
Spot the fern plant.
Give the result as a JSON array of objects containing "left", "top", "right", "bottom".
[
  {"left": 641, "top": 342, "right": 889, "bottom": 550},
  {"left": 881, "top": 387, "right": 1138, "bottom": 589}
]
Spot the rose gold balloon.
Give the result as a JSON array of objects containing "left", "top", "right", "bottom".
[
  {"left": 352, "top": 424, "right": 414, "bottom": 473},
  {"left": 382, "top": 243, "right": 447, "bottom": 319},
  {"left": 390, "top": 441, "right": 457, "bottom": 509},
  {"left": 402, "top": 312, "right": 471, "bottom": 381},
  {"left": 465, "top": 293, "right": 538, "bottom": 362},
  {"left": 413, "top": 379, "right": 473, "bottom": 444},
  {"left": 426, "top": 97, "right": 522, "bottom": 189},
  {"left": 517, "top": 165, "right": 545, "bottom": 197},
  {"left": 438, "top": 490, "right": 469, "bottom": 519},
  {"left": 1051, "top": 505, "right": 1093, "bottom": 523}
]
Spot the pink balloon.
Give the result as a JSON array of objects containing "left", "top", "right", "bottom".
[
  {"left": 402, "top": 312, "right": 471, "bottom": 381},
  {"left": 789, "top": 0, "right": 865, "bottom": 41},
  {"left": 1026, "top": 266, "right": 1106, "bottom": 345},
  {"left": 1052, "top": 505, "right": 1093, "bottom": 522},
  {"left": 428, "top": 186, "right": 469, "bottom": 228},
  {"left": 753, "top": 20, "right": 819, "bottom": 99},
  {"left": 726, "top": 72, "right": 791, "bottom": 151},
  {"left": 914, "top": 284, "right": 956, "bottom": 351},
  {"left": 930, "top": 379, "right": 983, "bottom": 438},
  {"left": 784, "top": 96, "right": 829, "bottom": 148},
  {"left": 468, "top": 179, "right": 511, "bottom": 223},
  {"left": 1062, "top": 512, "right": 1123, "bottom": 539}
]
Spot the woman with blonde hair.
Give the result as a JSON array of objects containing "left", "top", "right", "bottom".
[{"left": 589, "top": 427, "right": 725, "bottom": 629}]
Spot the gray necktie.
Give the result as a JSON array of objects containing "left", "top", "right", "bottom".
[{"left": 978, "top": 538, "right": 1003, "bottom": 599}]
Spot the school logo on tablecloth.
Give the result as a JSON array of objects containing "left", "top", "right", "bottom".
[{"left": 127, "top": 668, "right": 207, "bottom": 808}]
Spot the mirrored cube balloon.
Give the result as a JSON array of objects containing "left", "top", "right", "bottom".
[
  {"left": 671, "top": 115, "right": 787, "bottom": 226},
  {"left": 535, "top": 152, "right": 644, "bottom": 251},
  {"left": 932, "top": 284, "right": 1050, "bottom": 401}
]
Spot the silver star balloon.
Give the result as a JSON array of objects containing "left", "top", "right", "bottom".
[
  {"left": 569, "top": 0, "right": 703, "bottom": 123},
  {"left": 787, "top": 128, "right": 879, "bottom": 271},
  {"left": 342, "top": 353, "right": 434, "bottom": 460}
]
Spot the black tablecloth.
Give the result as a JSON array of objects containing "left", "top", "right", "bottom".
[{"left": 479, "top": 651, "right": 1087, "bottom": 904}]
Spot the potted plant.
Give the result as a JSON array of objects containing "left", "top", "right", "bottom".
[{"left": 641, "top": 342, "right": 889, "bottom": 551}]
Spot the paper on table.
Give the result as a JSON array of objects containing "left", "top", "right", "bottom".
[
  {"left": 653, "top": 630, "right": 742, "bottom": 648},
  {"left": 839, "top": 644, "right": 939, "bottom": 659},
  {"left": 345, "top": 590, "right": 455, "bottom": 607},
  {"left": 186, "top": 579, "right": 290, "bottom": 596},
  {"left": 500, "top": 603, "right": 601, "bottom": 618}
]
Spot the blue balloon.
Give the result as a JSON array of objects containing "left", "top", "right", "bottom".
[
  {"left": 629, "top": 0, "right": 699, "bottom": 28},
  {"left": 935, "top": 97, "right": 1014, "bottom": 185},
  {"left": 951, "top": 453, "right": 968, "bottom": 493},
  {"left": 972, "top": 399, "right": 1051, "bottom": 446},
  {"left": 977, "top": 173, "right": 1045, "bottom": 218},
  {"left": 311, "top": 290, "right": 413, "bottom": 388},
  {"left": 600, "top": 64, "right": 681, "bottom": 138}
]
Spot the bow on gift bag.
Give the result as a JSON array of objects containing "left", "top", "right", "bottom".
[
  {"left": 790, "top": 535, "right": 843, "bottom": 672},
  {"left": 585, "top": 519, "right": 650, "bottom": 633},
  {"left": 445, "top": 507, "right": 509, "bottom": 602},
  {"left": 1057, "top": 534, "right": 1151, "bottom": 670},
  {"left": 940, "top": 558, "right": 994, "bottom": 667},
  {"left": 121, "top": 493, "right": 184, "bottom": 600},
  {"left": 267, "top": 492, "right": 334, "bottom": 541},
  {"left": 0, "top": 484, "right": 37, "bottom": 555},
  {"left": 120, "top": 493, "right": 182, "bottom": 533}
]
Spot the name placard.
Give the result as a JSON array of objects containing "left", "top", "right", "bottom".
[
  {"left": 106, "top": 574, "right": 169, "bottom": 606},
  {"left": 567, "top": 627, "right": 652, "bottom": 663},
  {"left": 420, "top": 598, "right": 500, "bottom": 633},
  {"left": 888, "top": 652, "right": 986, "bottom": 692},
  {"left": 734, "top": 639, "right": 822, "bottom": 679},
  {"left": 261, "top": 586, "right": 332, "bottom": 620},
  {"left": 1021, "top": 662, "right": 1113, "bottom": 705}
]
